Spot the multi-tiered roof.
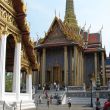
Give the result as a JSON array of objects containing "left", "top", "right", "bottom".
[
  {"left": 38, "top": 0, "right": 105, "bottom": 53},
  {"left": 38, "top": 0, "right": 83, "bottom": 47}
]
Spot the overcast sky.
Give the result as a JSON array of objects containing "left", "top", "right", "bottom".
[{"left": 25, "top": 0, "right": 110, "bottom": 56}]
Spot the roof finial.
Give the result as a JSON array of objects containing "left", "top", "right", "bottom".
[
  {"left": 99, "top": 25, "right": 103, "bottom": 33},
  {"left": 44, "top": 31, "right": 47, "bottom": 37},
  {"left": 86, "top": 24, "right": 91, "bottom": 42},
  {"left": 87, "top": 24, "right": 91, "bottom": 32},
  {"left": 55, "top": 9, "right": 56, "bottom": 17},
  {"left": 59, "top": 12, "right": 60, "bottom": 18},
  {"left": 99, "top": 25, "right": 103, "bottom": 43},
  {"left": 82, "top": 21, "right": 86, "bottom": 30}
]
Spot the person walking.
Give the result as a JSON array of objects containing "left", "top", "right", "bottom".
[
  {"left": 103, "top": 96, "right": 110, "bottom": 110},
  {"left": 47, "top": 97, "right": 50, "bottom": 108},
  {"left": 50, "top": 95, "right": 53, "bottom": 104},
  {"left": 38, "top": 95, "right": 42, "bottom": 104},
  {"left": 68, "top": 97, "right": 71, "bottom": 110},
  {"left": 95, "top": 97, "right": 101, "bottom": 110}
]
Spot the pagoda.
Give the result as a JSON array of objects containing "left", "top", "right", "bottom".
[
  {"left": 36, "top": 0, "right": 84, "bottom": 86},
  {"left": 35, "top": 0, "right": 106, "bottom": 88}
]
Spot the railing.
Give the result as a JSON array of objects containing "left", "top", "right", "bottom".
[
  {"left": 61, "top": 92, "right": 67, "bottom": 104},
  {"left": 0, "top": 101, "right": 17, "bottom": 110},
  {"left": 67, "top": 90, "right": 110, "bottom": 99}
]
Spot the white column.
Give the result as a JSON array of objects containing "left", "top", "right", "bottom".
[
  {"left": 13, "top": 43, "right": 21, "bottom": 101},
  {"left": 0, "top": 34, "right": 7, "bottom": 100},
  {"left": 13, "top": 44, "right": 17, "bottom": 92},
  {"left": 26, "top": 74, "right": 32, "bottom": 100}
]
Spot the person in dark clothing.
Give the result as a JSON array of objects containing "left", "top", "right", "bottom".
[
  {"left": 103, "top": 93, "right": 110, "bottom": 110},
  {"left": 103, "top": 99, "right": 110, "bottom": 110},
  {"left": 95, "top": 97, "right": 101, "bottom": 110},
  {"left": 68, "top": 97, "right": 71, "bottom": 110},
  {"left": 68, "top": 102, "right": 71, "bottom": 110}
]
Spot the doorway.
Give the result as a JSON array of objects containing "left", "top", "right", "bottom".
[{"left": 53, "top": 66, "right": 61, "bottom": 83}]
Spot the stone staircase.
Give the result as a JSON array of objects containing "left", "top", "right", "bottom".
[
  {"left": 15, "top": 90, "right": 65, "bottom": 110},
  {"left": 16, "top": 100, "right": 35, "bottom": 110},
  {"left": 69, "top": 97, "right": 106, "bottom": 106},
  {"left": 0, "top": 101, "right": 15, "bottom": 110},
  {"left": 0, "top": 86, "right": 108, "bottom": 110}
]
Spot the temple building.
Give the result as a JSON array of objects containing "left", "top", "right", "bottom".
[
  {"left": 105, "top": 54, "right": 110, "bottom": 82},
  {"left": 0, "top": 0, "right": 37, "bottom": 101},
  {"left": 82, "top": 30, "right": 106, "bottom": 87},
  {"left": 35, "top": 0, "right": 107, "bottom": 88}
]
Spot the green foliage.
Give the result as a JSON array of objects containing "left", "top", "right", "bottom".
[{"left": 5, "top": 73, "right": 13, "bottom": 92}]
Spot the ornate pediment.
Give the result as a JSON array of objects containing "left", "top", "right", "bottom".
[
  {"left": 3, "top": 0, "right": 13, "bottom": 7},
  {"left": 21, "top": 44, "right": 30, "bottom": 67},
  {"left": 1, "top": 0, "right": 15, "bottom": 12},
  {"left": 0, "top": 6, "right": 17, "bottom": 25},
  {"left": 0, "top": 0, "right": 19, "bottom": 33},
  {"left": 44, "top": 23, "right": 71, "bottom": 44}
]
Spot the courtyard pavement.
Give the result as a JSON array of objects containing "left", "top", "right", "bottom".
[{"left": 21, "top": 104, "right": 94, "bottom": 110}]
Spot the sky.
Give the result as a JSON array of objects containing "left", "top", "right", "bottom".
[{"left": 25, "top": 0, "right": 110, "bottom": 56}]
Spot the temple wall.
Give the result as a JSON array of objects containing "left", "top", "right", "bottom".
[
  {"left": 46, "top": 47, "right": 64, "bottom": 69},
  {"left": 84, "top": 53, "right": 95, "bottom": 86}
]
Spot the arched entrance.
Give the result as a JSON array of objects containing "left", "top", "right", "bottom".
[{"left": 5, "top": 34, "right": 15, "bottom": 92}]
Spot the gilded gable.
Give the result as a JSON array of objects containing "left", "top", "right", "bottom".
[
  {"left": 0, "top": 0, "right": 19, "bottom": 33},
  {"left": 44, "top": 23, "right": 71, "bottom": 44},
  {"left": 2, "top": 0, "right": 14, "bottom": 9},
  {"left": 0, "top": 0, "right": 37, "bottom": 69}
]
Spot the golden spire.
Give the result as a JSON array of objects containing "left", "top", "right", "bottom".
[
  {"left": 64, "top": 0, "right": 83, "bottom": 44},
  {"left": 64, "top": 0, "right": 78, "bottom": 28}
]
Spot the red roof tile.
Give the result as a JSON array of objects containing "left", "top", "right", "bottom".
[{"left": 88, "top": 33, "right": 100, "bottom": 44}]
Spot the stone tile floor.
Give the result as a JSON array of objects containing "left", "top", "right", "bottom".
[{"left": 22, "top": 104, "right": 94, "bottom": 110}]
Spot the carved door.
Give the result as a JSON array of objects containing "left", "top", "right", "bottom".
[
  {"left": 47, "top": 71, "right": 51, "bottom": 83},
  {"left": 53, "top": 66, "right": 61, "bottom": 83}
]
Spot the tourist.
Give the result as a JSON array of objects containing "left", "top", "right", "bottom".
[
  {"left": 42, "top": 86, "right": 45, "bottom": 94},
  {"left": 50, "top": 95, "right": 53, "bottom": 104},
  {"left": 38, "top": 95, "right": 42, "bottom": 104},
  {"left": 47, "top": 97, "right": 50, "bottom": 108},
  {"left": 38, "top": 83, "right": 41, "bottom": 90},
  {"left": 103, "top": 97, "right": 110, "bottom": 110},
  {"left": 45, "top": 90, "right": 48, "bottom": 99},
  {"left": 57, "top": 84, "right": 60, "bottom": 91},
  {"left": 68, "top": 97, "right": 71, "bottom": 110},
  {"left": 56, "top": 84, "right": 58, "bottom": 91},
  {"left": 54, "top": 82, "right": 56, "bottom": 90},
  {"left": 65, "top": 86, "right": 67, "bottom": 92},
  {"left": 32, "top": 86, "right": 35, "bottom": 94},
  {"left": 95, "top": 97, "right": 101, "bottom": 110}
]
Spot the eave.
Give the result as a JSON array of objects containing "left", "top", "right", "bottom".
[{"left": 12, "top": 0, "right": 37, "bottom": 69}]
